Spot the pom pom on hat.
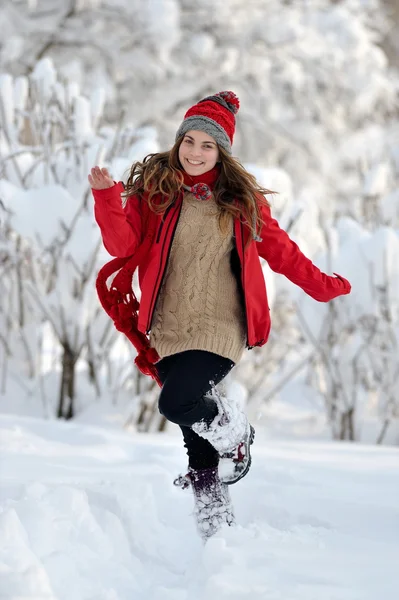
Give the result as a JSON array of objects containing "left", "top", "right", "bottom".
[
  {"left": 175, "top": 90, "right": 240, "bottom": 154},
  {"left": 217, "top": 91, "right": 240, "bottom": 114}
]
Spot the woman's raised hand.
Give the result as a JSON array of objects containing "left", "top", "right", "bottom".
[{"left": 88, "top": 166, "right": 114, "bottom": 190}]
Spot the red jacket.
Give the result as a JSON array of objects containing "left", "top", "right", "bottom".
[{"left": 93, "top": 182, "right": 351, "bottom": 349}]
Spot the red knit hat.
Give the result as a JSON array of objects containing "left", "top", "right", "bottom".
[{"left": 175, "top": 91, "right": 240, "bottom": 154}]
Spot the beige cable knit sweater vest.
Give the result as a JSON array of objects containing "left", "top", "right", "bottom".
[{"left": 150, "top": 192, "right": 246, "bottom": 363}]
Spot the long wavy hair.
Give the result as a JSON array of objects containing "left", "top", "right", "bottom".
[{"left": 123, "top": 136, "right": 275, "bottom": 240}]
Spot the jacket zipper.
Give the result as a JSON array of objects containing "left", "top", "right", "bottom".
[
  {"left": 156, "top": 204, "right": 174, "bottom": 243},
  {"left": 238, "top": 223, "right": 264, "bottom": 349},
  {"left": 238, "top": 221, "right": 251, "bottom": 348},
  {"left": 146, "top": 201, "right": 182, "bottom": 333},
  {"left": 241, "top": 222, "right": 266, "bottom": 349}
]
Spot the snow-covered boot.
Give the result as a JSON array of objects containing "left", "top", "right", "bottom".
[
  {"left": 191, "top": 384, "right": 255, "bottom": 485},
  {"left": 174, "top": 467, "right": 235, "bottom": 541}
]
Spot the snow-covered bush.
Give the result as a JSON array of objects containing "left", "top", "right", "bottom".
[
  {"left": 295, "top": 218, "right": 399, "bottom": 443},
  {"left": 0, "top": 60, "right": 159, "bottom": 420}
]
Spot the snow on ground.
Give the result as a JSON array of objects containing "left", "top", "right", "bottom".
[{"left": 0, "top": 414, "right": 398, "bottom": 600}]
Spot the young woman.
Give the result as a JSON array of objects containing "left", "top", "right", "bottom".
[{"left": 90, "top": 91, "right": 351, "bottom": 540}]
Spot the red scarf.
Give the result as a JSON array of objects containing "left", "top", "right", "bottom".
[
  {"left": 181, "top": 164, "right": 220, "bottom": 189},
  {"left": 96, "top": 166, "right": 221, "bottom": 386}
]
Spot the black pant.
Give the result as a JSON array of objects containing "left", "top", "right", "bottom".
[{"left": 156, "top": 350, "right": 234, "bottom": 470}]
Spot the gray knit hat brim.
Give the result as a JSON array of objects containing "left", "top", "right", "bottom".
[{"left": 175, "top": 115, "right": 232, "bottom": 154}]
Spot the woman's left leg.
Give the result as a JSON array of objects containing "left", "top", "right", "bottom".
[{"left": 179, "top": 426, "right": 218, "bottom": 470}]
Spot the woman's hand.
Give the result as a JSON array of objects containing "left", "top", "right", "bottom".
[{"left": 88, "top": 166, "right": 114, "bottom": 190}]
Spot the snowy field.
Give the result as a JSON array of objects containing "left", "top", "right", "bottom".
[{"left": 1, "top": 415, "right": 398, "bottom": 600}]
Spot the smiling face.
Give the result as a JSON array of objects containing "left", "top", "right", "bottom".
[{"left": 178, "top": 130, "right": 220, "bottom": 176}]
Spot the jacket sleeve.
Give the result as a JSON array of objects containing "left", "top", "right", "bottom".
[
  {"left": 92, "top": 182, "right": 143, "bottom": 258},
  {"left": 256, "top": 204, "right": 351, "bottom": 302}
]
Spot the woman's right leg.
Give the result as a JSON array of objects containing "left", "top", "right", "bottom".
[
  {"left": 155, "top": 350, "right": 234, "bottom": 470},
  {"left": 156, "top": 349, "right": 254, "bottom": 485},
  {"left": 156, "top": 350, "right": 234, "bottom": 427},
  {"left": 155, "top": 351, "right": 237, "bottom": 540}
]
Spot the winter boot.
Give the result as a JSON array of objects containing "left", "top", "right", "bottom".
[
  {"left": 174, "top": 467, "right": 235, "bottom": 541},
  {"left": 191, "top": 384, "right": 255, "bottom": 485}
]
